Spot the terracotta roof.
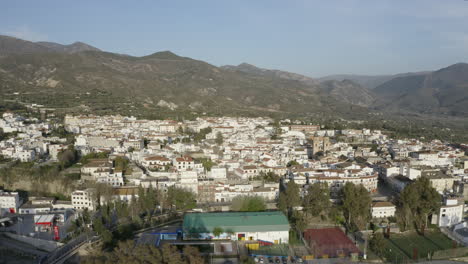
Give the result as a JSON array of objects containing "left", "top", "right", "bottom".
[
  {"left": 176, "top": 156, "right": 193, "bottom": 162},
  {"left": 372, "top": 201, "right": 395, "bottom": 208},
  {"left": 145, "top": 156, "right": 170, "bottom": 161}
]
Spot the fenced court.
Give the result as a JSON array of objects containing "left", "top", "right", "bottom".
[
  {"left": 303, "top": 228, "right": 360, "bottom": 259},
  {"left": 381, "top": 230, "right": 458, "bottom": 263}
]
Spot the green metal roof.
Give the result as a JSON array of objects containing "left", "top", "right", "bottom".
[{"left": 183, "top": 211, "right": 290, "bottom": 233}]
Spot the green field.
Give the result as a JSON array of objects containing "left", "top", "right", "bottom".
[
  {"left": 249, "top": 244, "right": 289, "bottom": 257},
  {"left": 382, "top": 231, "right": 456, "bottom": 263}
]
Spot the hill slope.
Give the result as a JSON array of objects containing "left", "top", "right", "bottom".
[
  {"left": 0, "top": 50, "right": 369, "bottom": 119},
  {"left": 319, "top": 79, "right": 375, "bottom": 107},
  {"left": 374, "top": 63, "right": 468, "bottom": 116},
  {"left": 319, "top": 72, "right": 431, "bottom": 89},
  {"left": 222, "top": 63, "right": 318, "bottom": 86},
  {"left": 222, "top": 63, "right": 376, "bottom": 107},
  {"left": 36, "top": 41, "right": 100, "bottom": 53},
  {"left": 0, "top": 35, "right": 52, "bottom": 56},
  {"left": 0, "top": 35, "right": 100, "bottom": 56}
]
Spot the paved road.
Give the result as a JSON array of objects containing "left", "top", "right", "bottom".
[{"left": 0, "top": 234, "right": 48, "bottom": 258}]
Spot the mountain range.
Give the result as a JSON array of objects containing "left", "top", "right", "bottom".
[
  {"left": 0, "top": 35, "right": 100, "bottom": 56},
  {"left": 0, "top": 35, "right": 467, "bottom": 120},
  {"left": 318, "top": 72, "right": 431, "bottom": 90}
]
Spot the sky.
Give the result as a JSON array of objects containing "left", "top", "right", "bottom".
[{"left": 1, "top": 0, "right": 468, "bottom": 77}]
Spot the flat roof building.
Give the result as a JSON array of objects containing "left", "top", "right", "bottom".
[{"left": 182, "top": 211, "right": 289, "bottom": 244}]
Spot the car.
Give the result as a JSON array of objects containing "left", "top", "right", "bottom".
[
  {"left": 296, "top": 257, "right": 303, "bottom": 263},
  {"left": 254, "top": 257, "right": 259, "bottom": 263},
  {"left": 259, "top": 257, "right": 265, "bottom": 264},
  {"left": 282, "top": 257, "right": 288, "bottom": 264},
  {"left": 290, "top": 257, "right": 296, "bottom": 263},
  {"left": 268, "top": 257, "right": 275, "bottom": 263},
  {"left": 275, "top": 257, "right": 281, "bottom": 263}
]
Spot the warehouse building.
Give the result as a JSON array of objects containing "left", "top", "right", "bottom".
[{"left": 182, "top": 211, "right": 289, "bottom": 244}]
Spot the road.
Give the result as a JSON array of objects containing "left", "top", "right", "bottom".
[{"left": 0, "top": 234, "right": 49, "bottom": 259}]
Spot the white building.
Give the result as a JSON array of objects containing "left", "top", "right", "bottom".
[
  {"left": 97, "top": 171, "right": 125, "bottom": 187},
  {"left": 0, "top": 190, "right": 20, "bottom": 214},
  {"left": 174, "top": 156, "right": 195, "bottom": 171},
  {"left": 371, "top": 201, "right": 396, "bottom": 219},
  {"left": 71, "top": 189, "right": 97, "bottom": 211},
  {"left": 209, "top": 167, "right": 227, "bottom": 179},
  {"left": 438, "top": 198, "right": 464, "bottom": 227}
]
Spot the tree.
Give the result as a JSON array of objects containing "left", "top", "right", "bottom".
[
  {"left": 193, "top": 127, "right": 212, "bottom": 142},
  {"left": 285, "top": 180, "right": 301, "bottom": 208},
  {"left": 369, "top": 232, "right": 386, "bottom": 257},
  {"left": 91, "top": 182, "right": 114, "bottom": 207},
  {"left": 277, "top": 192, "right": 288, "bottom": 214},
  {"left": 0, "top": 128, "right": 5, "bottom": 141},
  {"left": 82, "top": 239, "right": 204, "bottom": 264},
  {"left": 287, "top": 160, "right": 300, "bottom": 167},
  {"left": 270, "top": 121, "right": 282, "bottom": 140},
  {"left": 196, "top": 158, "right": 215, "bottom": 171},
  {"left": 177, "top": 126, "right": 184, "bottom": 135},
  {"left": 240, "top": 256, "right": 256, "bottom": 264},
  {"left": 231, "top": 196, "right": 266, "bottom": 212},
  {"left": 257, "top": 171, "right": 280, "bottom": 182},
  {"left": 291, "top": 210, "right": 308, "bottom": 232},
  {"left": 215, "top": 132, "right": 223, "bottom": 145},
  {"left": 303, "top": 182, "right": 331, "bottom": 217},
  {"left": 57, "top": 145, "right": 77, "bottom": 168},
  {"left": 80, "top": 152, "right": 109, "bottom": 164},
  {"left": 161, "top": 244, "right": 184, "bottom": 264},
  {"left": 341, "top": 182, "right": 372, "bottom": 231},
  {"left": 278, "top": 180, "right": 301, "bottom": 218},
  {"left": 166, "top": 186, "right": 196, "bottom": 210},
  {"left": 213, "top": 226, "right": 224, "bottom": 237},
  {"left": 183, "top": 246, "right": 204, "bottom": 264},
  {"left": 114, "top": 156, "right": 129, "bottom": 172},
  {"left": 397, "top": 177, "right": 440, "bottom": 233}
]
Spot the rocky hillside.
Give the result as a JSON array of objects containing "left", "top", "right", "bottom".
[
  {"left": 0, "top": 46, "right": 369, "bottom": 119},
  {"left": 373, "top": 63, "right": 468, "bottom": 116},
  {"left": 1, "top": 35, "right": 467, "bottom": 120},
  {"left": 222, "top": 63, "right": 318, "bottom": 86},
  {"left": 319, "top": 72, "right": 431, "bottom": 89},
  {"left": 0, "top": 35, "right": 52, "bottom": 55},
  {"left": 36, "top": 41, "right": 100, "bottom": 53},
  {"left": 319, "top": 79, "right": 375, "bottom": 107},
  {"left": 222, "top": 63, "right": 375, "bottom": 106}
]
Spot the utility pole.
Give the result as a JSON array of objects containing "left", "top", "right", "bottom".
[{"left": 363, "top": 222, "right": 369, "bottom": 260}]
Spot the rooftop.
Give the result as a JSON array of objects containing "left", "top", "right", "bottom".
[
  {"left": 372, "top": 201, "right": 395, "bottom": 208},
  {"left": 183, "top": 211, "right": 289, "bottom": 233}
]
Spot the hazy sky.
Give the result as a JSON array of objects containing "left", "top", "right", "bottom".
[{"left": 1, "top": 0, "right": 468, "bottom": 77}]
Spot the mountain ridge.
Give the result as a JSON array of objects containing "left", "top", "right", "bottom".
[
  {"left": 318, "top": 72, "right": 431, "bottom": 89},
  {"left": 0, "top": 35, "right": 467, "bottom": 120},
  {"left": 0, "top": 35, "right": 100, "bottom": 56},
  {"left": 373, "top": 63, "right": 468, "bottom": 116}
]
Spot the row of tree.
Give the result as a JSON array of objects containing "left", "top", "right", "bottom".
[
  {"left": 278, "top": 180, "right": 373, "bottom": 233},
  {"left": 231, "top": 196, "right": 267, "bottom": 212},
  {"left": 395, "top": 177, "right": 440, "bottom": 233},
  {"left": 279, "top": 176, "right": 441, "bottom": 235},
  {"left": 83, "top": 240, "right": 204, "bottom": 264}
]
